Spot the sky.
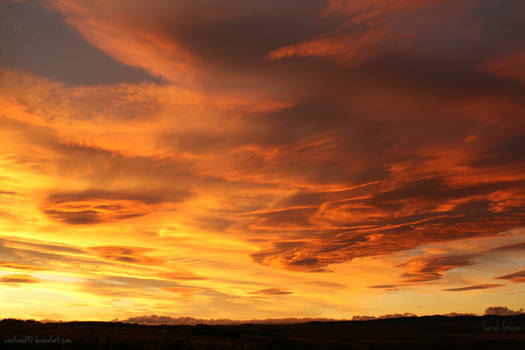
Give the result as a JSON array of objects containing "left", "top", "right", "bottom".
[{"left": 0, "top": 0, "right": 524, "bottom": 321}]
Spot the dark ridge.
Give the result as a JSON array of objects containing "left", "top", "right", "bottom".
[{"left": 0, "top": 315, "right": 524, "bottom": 349}]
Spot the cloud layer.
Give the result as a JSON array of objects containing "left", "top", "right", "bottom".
[{"left": 0, "top": 0, "right": 524, "bottom": 320}]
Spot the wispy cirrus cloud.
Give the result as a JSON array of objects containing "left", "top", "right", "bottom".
[
  {"left": 88, "top": 246, "right": 164, "bottom": 266},
  {"left": 495, "top": 270, "right": 525, "bottom": 283},
  {"left": 42, "top": 190, "right": 173, "bottom": 225},
  {"left": 248, "top": 288, "right": 293, "bottom": 296},
  {"left": 0, "top": 262, "right": 47, "bottom": 271},
  {"left": 443, "top": 284, "right": 503, "bottom": 292},
  {"left": 368, "top": 238, "right": 525, "bottom": 289},
  {"left": 0, "top": 274, "right": 39, "bottom": 284}
]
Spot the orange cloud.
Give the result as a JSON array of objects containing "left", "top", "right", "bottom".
[
  {"left": 398, "top": 255, "right": 476, "bottom": 279},
  {"left": 248, "top": 288, "right": 293, "bottom": 296},
  {"left": 42, "top": 198, "right": 154, "bottom": 225},
  {"left": 495, "top": 270, "right": 525, "bottom": 283},
  {"left": 155, "top": 272, "right": 207, "bottom": 281},
  {"left": 443, "top": 284, "right": 503, "bottom": 292},
  {"left": 39, "top": 187, "right": 178, "bottom": 225},
  {"left": 88, "top": 246, "right": 164, "bottom": 265},
  {"left": 0, "top": 262, "right": 47, "bottom": 271},
  {"left": 0, "top": 274, "right": 39, "bottom": 284},
  {"left": 483, "top": 50, "right": 525, "bottom": 84},
  {"left": 366, "top": 237, "right": 525, "bottom": 289},
  {"left": 266, "top": 30, "right": 386, "bottom": 65},
  {"left": 162, "top": 287, "right": 203, "bottom": 297},
  {"left": 1, "top": 0, "right": 525, "bottom": 320}
]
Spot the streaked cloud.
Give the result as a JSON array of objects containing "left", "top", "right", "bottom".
[
  {"left": 0, "top": 262, "right": 47, "bottom": 271},
  {"left": 443, "top": 284, "right": 503, "bottom": 292},
  {"left": 0, "top": 274, "right": 39, "bottom": 284},
  {"left": 495, "top": 270, "right": 525, "bottom": 283},
  {"left": 248, "top": 288, "right": 293, "bottom": 296},
  {"left": 88, "top": 246, "right": 164, "bottom": 265}
]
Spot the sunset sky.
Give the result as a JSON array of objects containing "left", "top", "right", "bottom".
[{"left": 0, "top": 0, "right": 524, "bottom": 321}]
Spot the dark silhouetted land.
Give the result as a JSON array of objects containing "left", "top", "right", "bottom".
[{"left": 0, "top": 315, "right": 524, "bottom": 349}]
